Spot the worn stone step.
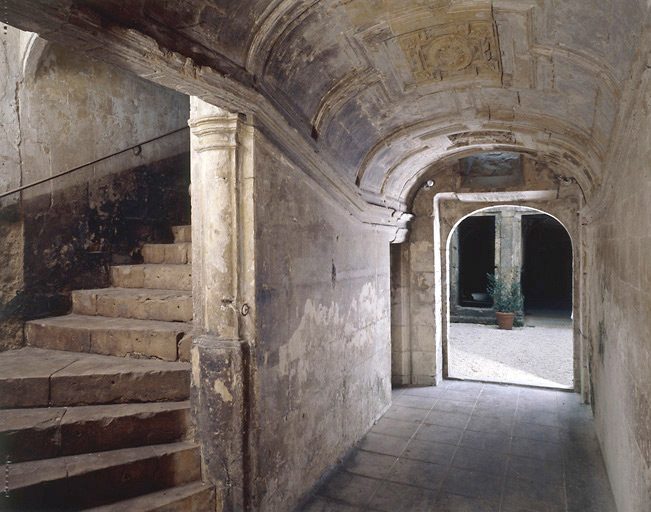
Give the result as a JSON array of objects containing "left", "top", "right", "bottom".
[
  {"left": 172, "top": 225, "right": 192, "bottom": 243},
  {"left": 0, "top": 401, "right": 190, "bottom": 463},
  {"left": 1, "top": 441, "right": 200, "bottom": 510},
  {"left": 72, "top": 288, "right": 193, "bottom": 323},
  {"left": 84, "top": 481, "right": 215, "bottom": 512},
  {"left": 142, "top": 242, "right": 192, "bottom": 265},
  {"left": 110, "top": 264, "right": 192, "bottom": 291},
  {"left": 0, "top": 348, "right": 190, "bottom": 408},
  {"left": 27, "top": 314, "right": 192, "bottom": 362}
]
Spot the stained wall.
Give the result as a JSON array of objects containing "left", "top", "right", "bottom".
[
  {"left": 583, "top": 44, "right": 651, "bottom": 512},
  {"left": 0, "top": 33, "right": 191, "bottom": 351},
  {"left": 0, "top": 27, "right": 27, "bottom": 351},
  {"left": 253, "top": 134, "right": 392, "bottom": 510}
]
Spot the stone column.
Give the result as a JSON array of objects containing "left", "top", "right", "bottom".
[
  {"left": 188, "top": 97, "right": 256, "bottom": 511},
  {"left": 495, "top": 209, "right": 523, "bottom": 318}
]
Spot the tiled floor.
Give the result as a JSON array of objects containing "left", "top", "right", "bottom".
[{"left": 298, "top": 380, "right": 616, "bottom": 512}]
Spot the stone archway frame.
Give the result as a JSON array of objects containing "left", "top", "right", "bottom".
[{"left": 434, "top": 191, "right": 587, "bottom": 398}]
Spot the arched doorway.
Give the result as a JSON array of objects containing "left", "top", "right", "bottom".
[{"left": 447, "top": 206, "right": 574, "bottom": 388}]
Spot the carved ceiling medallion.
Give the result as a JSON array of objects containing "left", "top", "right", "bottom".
[
  {"left": 426, "top": 35, "right": 474, "bottom": 72},
  {"left": 398, "top": 21, "right": 501, "bottom": 83}
]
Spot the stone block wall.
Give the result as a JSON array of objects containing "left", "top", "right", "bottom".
[
  {"left": 583, "top": 48, "right": 651, "bottom": 511},
  {"left": 253, "top": 135, "right": 392, "bottom": 510}
]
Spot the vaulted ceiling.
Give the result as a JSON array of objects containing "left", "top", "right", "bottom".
[{"left": 7, "top": 0, "right": 649, "bottom": 210}]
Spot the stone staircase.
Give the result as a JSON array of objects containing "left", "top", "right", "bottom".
[{"left": 0, "top": 226, "right": 214, "bottom": 510}]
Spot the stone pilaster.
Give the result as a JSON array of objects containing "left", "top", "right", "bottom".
[{"left": 188, "top": 97, "right": 256, "bottom": 511}]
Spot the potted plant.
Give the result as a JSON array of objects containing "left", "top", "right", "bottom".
[{"left": 486, "top": 273, "right": 523, "bottom": 330}]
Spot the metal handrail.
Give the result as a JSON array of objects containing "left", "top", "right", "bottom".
[{"left": 0, "top": 126, "right": 189, "bottom": 199}]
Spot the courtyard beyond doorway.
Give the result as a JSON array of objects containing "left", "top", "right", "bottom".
[{"left": 448, "top": 311, "right": 573, "bottom": 389}]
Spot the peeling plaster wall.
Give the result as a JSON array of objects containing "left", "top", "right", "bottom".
[
  {"left": 18, "top": 42, "right": 190, "bottom": 323},
  {"left": 253, "top": 135, "right": 392, "bottom": 511},
  {"left": 1, "top": 35, "right": 190, "bottom": 348},
  {"left": 584, "top": 55, "right": 651, "bottom": 511},
  {"left": 0, "top": 27, "right": 25, "bottom": 351}
]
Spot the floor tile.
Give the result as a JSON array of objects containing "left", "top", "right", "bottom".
[
  {"left": 472, "top": 404, "right": 518, "bottom": 420},
  {"left": 481, "top": 384, "right": 520, "bottom": 397},
  {"left": 392, "top": 388, "right": 407, "bottom": 401},
  {"left": 342, "top": 449, "right": 397, "bottom": 480},
  {"left": 414, "top": 423, "right": 463, "bottom": 445},
  {"left": 459, "top": 430, "right": 512, "bottom": 453},
  {"left": 393, "top": 394, "right": 436, "bottom": 410},
  {"left": 452, "top": 446, "right": 508, "bottom": 475},
  {"left": 515, "top": 409, "right": 559, "bottom": 427},
  {"left": 403, "top": 386, "right": 446, "bottom": 398},
  {"left": 299, "top": 496, "right": 366, "bottom": 512},
  {"left": 441, "top": 467, "right": 503, "bottom": 502},
  {"left": 308, "top": 381, "right": 616, "bottom": 512},
  {"left": 475, "top": 394, "right": 519, "bottom": 408},
  {"left": 385, "top": 458, "right": 447, "bottom": 489},
  {"left": 466, "top": 415, "right": 514, "bottom": 435},
  {"left": 401, "top": 438, "right": 457, "bottom": 465},
  {"left": 518, "top": 397, "right": 558, "bottom": 414},
  {"left": 316, "top": 471, "right": 379, "bottom": 508},
  {"left": 432, "top": 398, "right": 476, "bottom": 415},
  {"left": 423, "top": 409, "right": 470, "bottom": 429},
  {"left": 510, "top": 437, "right": 562, "bottom": 462},
  {"left": 382, "top": 405, "right": 429, "bottom": 423},
  {"left": 565, "top": 479, "right": 617, "bottom": 511},
  {"left": 358, "top": 432, "right": 409, "bottom": 457},
  {"left": 370, "top": 417, "right": 420, "bottom": 439},
  {"left": 512, "top": 422, "right": 561, "bottom": 443},
  {"left": 441, "top": 389, "right": 480, "bottom": 402},
  {"left": 506, "top": 455, "right": 564, "bottom": 486},
  {"left": 366, "top": 481, "right": 439, "bottom": 512},
  {"left": 434, "top": 492, "right": 500, "bottom": 512},
  {"left": 502, "top": 476, "right": 566, "bottom": 512}
]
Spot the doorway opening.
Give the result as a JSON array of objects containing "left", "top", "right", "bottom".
[
  {"left": 447, "top": 206, "right": 573, "bottom": 389},
  {"left": 522, "top": 214, "right": 573, "bottom": 315},
  {"left": 457, "top": 215, "right": 495, "bottom": 308}
]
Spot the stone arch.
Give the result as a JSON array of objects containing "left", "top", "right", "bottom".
[
  {"left": 433, "top": 193, "right": 584, "bottom": 395},
  {"left": 21, "top": 32, "right": 48, "bottom": 81}
]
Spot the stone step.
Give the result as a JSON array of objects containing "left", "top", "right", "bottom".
[
  {"left": 172, "top": 225, "right": 192, "bottom": 243},
  {"left": 72, "top": 288, "right": 193, "bottom": 323},
  {"left": 84, "top": 481, "right": 215, "bottom": 512},
  {"left": 142, "top": 242, "right": 192, "bottom": 264},
  {"left": 0, "top": 348, "right": 190, "bottom": 408},
  {"left": 26, "top": 314, "right": 192, "bottom": 362},
  {"left": 110, "top": 264, "right": 192, "bottom": 291},
  {"left": 1, "top": 442, "right": 200, "bottom": 510},
  {"left": 0, "top": 401, "right": 190, "bottom": 463}
]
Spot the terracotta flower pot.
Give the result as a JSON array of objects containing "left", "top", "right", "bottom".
[{"left": 496, "top": 311, "right": 515, "bottom": 330}]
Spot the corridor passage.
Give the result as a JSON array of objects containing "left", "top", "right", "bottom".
[{"left": 300, "top": 381, "right": 615, "bottom": 511}]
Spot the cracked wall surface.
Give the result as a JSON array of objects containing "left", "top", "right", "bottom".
[
  {"left": 254, "top": 134, "right": 392, "bottom": 511},
  {"left": 0, "top": 27, "right": 25, "bottom": 351},
  {"left": 583, "top": 39, "right": 651, "bottom": 512}
]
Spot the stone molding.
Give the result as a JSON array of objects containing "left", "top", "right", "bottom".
[{"left": 188, "top": 114, "right": 241, "bottom": 152}]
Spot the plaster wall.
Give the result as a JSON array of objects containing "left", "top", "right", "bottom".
[
  {"left": 253, "top": 134, "right": 392, "bottom": 511},
  {"left": 0, "top": 27, "right": 26, "bottom": 351},
  {"left": 0, "top": 33, "right": 191, "bottom": 350},
  {"left": 584, "top": 50, "right": 651, "bottom": 512}
]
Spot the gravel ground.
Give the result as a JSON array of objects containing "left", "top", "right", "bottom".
[{"left": 448, "top": 316, "right": 573, "bottom": 388}]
